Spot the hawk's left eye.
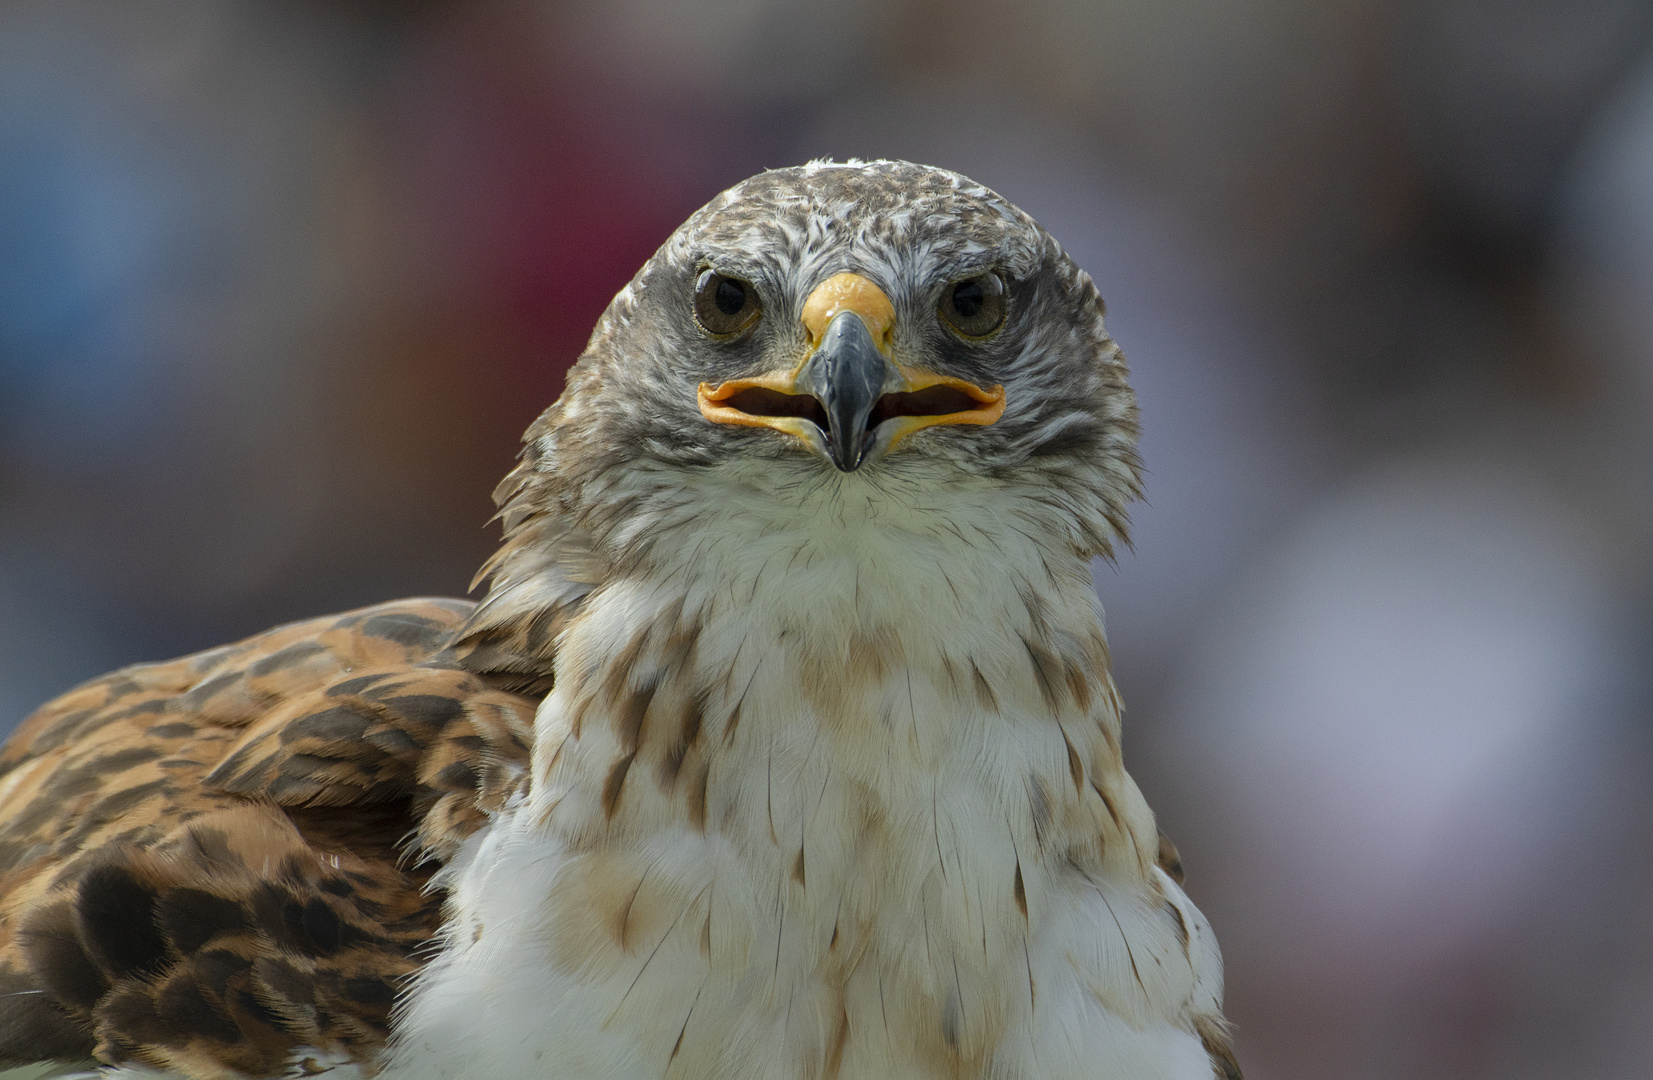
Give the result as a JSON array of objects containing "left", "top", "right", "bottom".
[
  {"left": 694, "top": 270, "right": 762, "bottom": 337},
  {"left": 938, "top": 273, "right": 1007, "bottom": 338}
]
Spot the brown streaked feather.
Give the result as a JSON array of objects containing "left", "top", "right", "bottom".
[
  {"left": 1195, "top": 1014, "right": 1244, "bottom": 1080},
  {"left": 1156, "top": 830, "right": 1186, "bottom": 885},
  {"left": 0, "top": 598, "right": 540, "bottom": 1075}
]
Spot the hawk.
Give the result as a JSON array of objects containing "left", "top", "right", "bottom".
[{"left": 0, "top": 160, "right": 1238, "bottom": 1080}]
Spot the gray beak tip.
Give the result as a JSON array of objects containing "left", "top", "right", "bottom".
[{"left": 802, "top": 310, "right": 898, "bottom": 473}]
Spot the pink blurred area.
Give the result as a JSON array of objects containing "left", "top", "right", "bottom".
[{"left": 2, "top": 1, "right": 1650, "bottom": 1076}]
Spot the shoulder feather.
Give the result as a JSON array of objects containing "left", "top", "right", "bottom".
[
  {"left": 0, "top": 599, "right": 537, "bottom": 1075},
  {"left": 445, "top": 443, "right": 608, "bottom": 696}
]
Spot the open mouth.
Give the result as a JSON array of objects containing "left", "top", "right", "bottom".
[
  {"left": 699, "top": 368, "right": 1005, "bottom": 471},
  {"left": 712, "top": 383, "right": 990, "bottom": 435}
]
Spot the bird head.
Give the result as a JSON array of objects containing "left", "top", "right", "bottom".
[{"left": 456, "top": 161, "right": 1141, "bottom": 686}]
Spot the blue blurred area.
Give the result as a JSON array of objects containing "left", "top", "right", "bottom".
[
  {"left": 0, "top": 78, "right": 181, "bottom": 459},
  {"left": 2, "top": 2, "right": 1651, "bottom": 1076}
]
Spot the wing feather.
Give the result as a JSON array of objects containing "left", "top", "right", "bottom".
[{"left": 0, "top": 599, "right": 539, "bottom": 1076}]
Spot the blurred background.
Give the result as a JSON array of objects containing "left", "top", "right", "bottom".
[{"left": 1, "top": 1, "right": 1649, "bottom": 1075}]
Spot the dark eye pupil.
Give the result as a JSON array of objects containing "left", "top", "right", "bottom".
[
  {"left": 715, "top": 279, "right": 746, "bottom": 315},
  {"left": 951, "top": 280, "right": 984, "bottom": 318}
]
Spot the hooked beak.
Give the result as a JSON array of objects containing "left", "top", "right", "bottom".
[
  {"left": 801, "top": 308, "right": 892, "bottom": 470},
  {"left": 698, "top": 272, "right": 1005, "bottom": 471}
]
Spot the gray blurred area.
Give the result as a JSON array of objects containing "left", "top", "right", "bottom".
[{"left": 1, "top": 1, "right": 1650, "bottom": 1075}]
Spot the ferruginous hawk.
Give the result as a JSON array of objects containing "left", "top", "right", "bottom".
[{"left": 0, "top": 160, "right": 1239, "bottom": 1080}]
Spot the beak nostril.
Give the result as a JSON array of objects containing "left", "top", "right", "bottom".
[{"left": 801, "top": 272, "right": 896, "bottom": 349}]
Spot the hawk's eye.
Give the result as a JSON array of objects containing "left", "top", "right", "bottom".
[
  {"left": 694, "top": 270, "right": 762, "bottom": 337},
  {"left": 938, "top": 273, "right": 1007, "bottom": 338}
]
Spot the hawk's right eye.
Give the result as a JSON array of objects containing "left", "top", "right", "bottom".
[
  {"left": 694, "top": 271, "right": 762, "bottom": 337},
  {"left": 938, "top": 273, "right": 1007, "bottom": 338}
]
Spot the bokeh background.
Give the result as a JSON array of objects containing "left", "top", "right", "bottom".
[{"left": 2, "top": 1, "right": 1650, "bottom": 1075}]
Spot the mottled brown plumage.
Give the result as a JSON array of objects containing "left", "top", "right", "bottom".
[{"left": 0, "top": 598, "right": 535, "bottom": 1073}]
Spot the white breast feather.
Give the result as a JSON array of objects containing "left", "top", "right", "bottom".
[{"left": 386, "top": 467, "right": 1221, "bottom": 1080}]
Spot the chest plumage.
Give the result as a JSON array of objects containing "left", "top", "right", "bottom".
[{"left": 391, "top": 480, "right": 1224, "bottom": 1080}]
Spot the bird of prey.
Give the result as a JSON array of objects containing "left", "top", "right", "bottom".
[{"left": 0, "top": 160, "right": 1238, "bottom": 1080}]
